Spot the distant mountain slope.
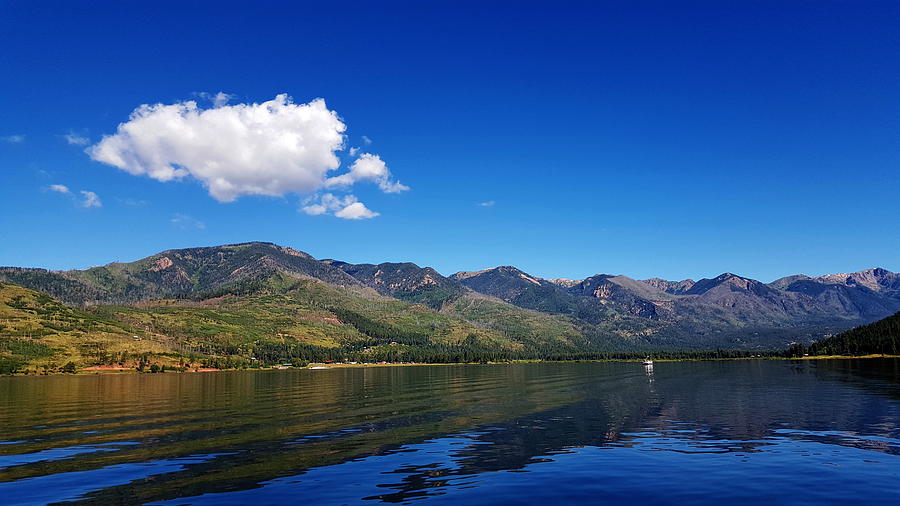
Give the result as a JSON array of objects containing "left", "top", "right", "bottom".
[
  {"left": 0, "top": 267, "right": 111, "bottom": 304},
  {"left": 451, "top": 266, "right": 625, "bottom": 324},
  {"left": 443, "top": 292, "right": 595, "bottom": 351},
  {"left": 780, "top": 279, "right": 897, "bottom": 320},
  {"left": 664, "top": 272, "right": 900, "bottom": 332},
  {"left": 567, "top": 275, "right": 670, "bottom": 319},
  {"left": 0, "top": 242, "right": 363, "bottom": 305},
  {"left": 604, "top": 276, "right": 678, "bottom": 301},
  {"left": 814, "top": 268, "right": 900, "bottom": 297},
  {"left": 98, "top": 273, "right": 524, "bottom": 352},
  {"left": 324, "top": 260, "right": 466, "bottom": 309},
  {"left": 770, "top": 268, "right": 900, "bottom": 299},
  {"left": 0, "top": 281, "right": 139, "bottom": 373},
  {"left": 453, "top": 266, "right": 587, "bottom": 314},
  {"left": 323, "top": 260, "right": 596, "bottom": 349},
  {"left": 641, "top": 278, "right": 695, "bottom": 295},
  {"left": 452, "top": 266, "right": 556, "bottom": 299},
  {"left": 451, "top": 263, "right": 900, "bottom": 349},
  {"left": 768, "top": 274, "right": 811, "bottom": 290},
  {"left": 545, "top": 278, "right": 582, "bottom": 288}
]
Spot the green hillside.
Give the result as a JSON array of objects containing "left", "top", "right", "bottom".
[
  {"left": 0, "top": 242, "right": 363, "bottom": 305},
  {"left": 0, "top": 281, "right": 157, "bottom": 373},
  {"left": 1, "top": 270, "right": 600, "bottom": 373},
  {"left": 788, "top": 311, "right": 900, "bottom": 357}
]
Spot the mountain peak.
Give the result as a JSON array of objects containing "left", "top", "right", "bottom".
[
  {"left": 768, "top": 274, "right": 811, "bottom": 290},
  {"left": 815, "top": 267, "right": 899, "bottom": 293},
  {"left": 451, "top": 265, "right": 564, "bottom": 305},
  {"left": 452, "top": 265, "right": 527, "bottom": 280},
  {"left": 546, "top": 278, "right": 582, "bottom": 288},
  {"left": 327, "top": 260, "right": 465, "bottom": 309},
  {"left": 0, "top": 241, "right": 362, "bottom": 305},
  {"left": 686, "top": 272, "right": 764, "bottom": 295},
  {"left": 641, "top": 277, "right": 696, "bottom": 295}
]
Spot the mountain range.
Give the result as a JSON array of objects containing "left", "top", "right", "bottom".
[{"left": 1, "top": 241, "right": 898, "bottom": 372}]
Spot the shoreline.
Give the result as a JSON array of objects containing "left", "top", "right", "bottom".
[{"left": 3, "top": 354, "right": 898, "bottom": 377}]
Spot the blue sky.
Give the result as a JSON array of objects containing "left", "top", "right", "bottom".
[{"left": 1, "top": 1, "right": 898, "bottom": 282}]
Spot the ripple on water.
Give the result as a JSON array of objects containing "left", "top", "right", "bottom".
[
  {"left": 0, "top": 453, "right": 234, "bottom": 504},
  {"left": 0, "top": 442, "right": 140, "bottom": 470}
]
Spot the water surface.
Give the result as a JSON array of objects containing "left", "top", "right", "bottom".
[{"left": 1, "top": 360, "right": 898, "bottom": 504}]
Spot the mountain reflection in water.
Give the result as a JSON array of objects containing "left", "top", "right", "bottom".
[{"left": 0, "top": 360, "right": 898, "bottom": 504}]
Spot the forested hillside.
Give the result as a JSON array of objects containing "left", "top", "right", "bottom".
[
  {"left": 1, "top": 272, "right": 612, "bottom": 373},
  {"left": 788, "top": 312, "right": 900, "bottom": 357},
  {"left": 0, "top": 281, "right": 143, "bottom": 373}
]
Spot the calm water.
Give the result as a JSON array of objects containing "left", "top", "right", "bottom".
[{"left": 0, "top": 360, "right": 898, "bottom": 505}]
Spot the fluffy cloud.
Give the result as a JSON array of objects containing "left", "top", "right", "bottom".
[
  {"left": 478, "top": 200, "right": 495, "bottom": 207},
  {"left": 64, "top": 133, "right": 89, "bottom": 145},
  {"left": 335, "top": 202, "right": 379, "bottom": 220},
  {"left": 80, "top": 191, "right": 102, "bottom": 208},
  {"left": 89, "top": 94, "right": 346, "bottom": 202},
  {"left": 325, "top": 153, "right": 408, "bottom": 193},
  {"left": 301, "top": 193, "right": 379, "bottom": 219},
  {"left": 1, "top": 135, "right": 25, "bottom": 143},
  {"left": 88, "top": 94, "right": 407, "bottom": 219},
  {"left": 49, "top": 184, "right": 70, "bottom": 194}
]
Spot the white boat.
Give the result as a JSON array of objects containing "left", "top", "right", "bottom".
[
  {"left": 308, "top": 366, "right": 330, "bottom": 370},
  {"left": 642, "top": 358, "right": 653, "bottom": 366}
]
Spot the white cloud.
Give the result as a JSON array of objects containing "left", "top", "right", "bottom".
[
  {"left": 361, "top": 135, "right": 372, "bottom": 145},
  {"left": 88, "top": 94, "right": 349, "bottom": 202},
  {"left": 302, "top": 193, "right": 354, "bottom": 216},
  {"left": 171, "top": 213, "right": 205, "bottom": 230},
  {"left": 45, "top": 184, "right": 102, "bottom": 208},
  {"left": 478, "top": 200, "right": 495, "bottom": 207},
  {"left": 335, "top": 202, "right": 379, "bottom": 220},
  {"left": 301, "top": 204, "right": 327, "bottom": 216},
  {"left": 1, "top": 135, "right": 25, "bottom": 143},
  {"left": 63, "top": 133, "right": 90, "bottom": 145},
  {"left": 325, "top": 153, "right": 408, "bottom": 194},
  {"left": 88, "top": 94, "right": 409, "bottom": 219},
  {"left": 301, "top": 193, "right": 379, "bottom": 219},
  {"left": 196, "top": 91, "right": 234, "bottom": 107},
  {"left": 80, "top": 191, "right": 102, "bottom": 208}
]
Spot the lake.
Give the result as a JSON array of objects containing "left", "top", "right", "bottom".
[{"left": 1, "top": 360, "right": 898, "bottom": 504}]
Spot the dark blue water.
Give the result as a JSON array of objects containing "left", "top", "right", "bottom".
[{"left": 1, "top": 360, "right": 898, "bottom": 504}]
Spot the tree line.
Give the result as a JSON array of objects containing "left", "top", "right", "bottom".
[{"left": 786, "top": 311, "right": 900, "bottom": 357}]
